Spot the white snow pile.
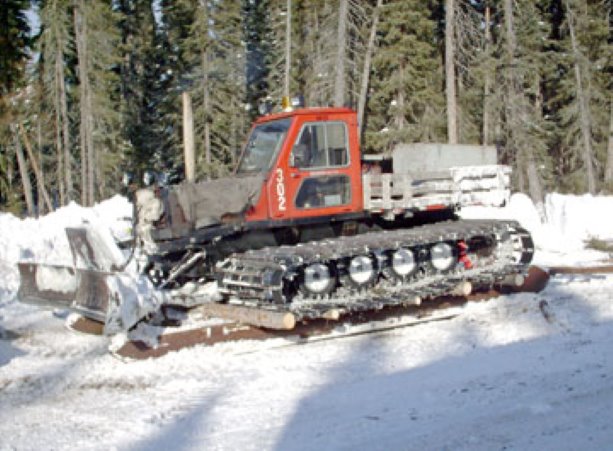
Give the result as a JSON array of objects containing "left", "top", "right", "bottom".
[
  {"left": 461, "top": 192, "right": 613, "bottom": 265},
  {"left": 1, "top": 192, "right": 613, "bottom": 450},
  {"left": 0, "top": 196, "right": 132, "bottom": 291}
]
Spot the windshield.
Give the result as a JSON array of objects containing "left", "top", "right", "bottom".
[{"left": 236, "top": 118, "right": 292, "bottom": 174}]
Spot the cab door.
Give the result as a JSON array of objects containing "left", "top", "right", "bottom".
[{"left": 283, "top": 119, "right": 359, "bottom": 219}]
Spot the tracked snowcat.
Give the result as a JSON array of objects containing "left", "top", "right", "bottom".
[{"left": 18, "top": 106, "right": 534, "bottom": 336}]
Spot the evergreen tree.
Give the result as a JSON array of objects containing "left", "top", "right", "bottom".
[
  {"left": 451, "top": 0, "right": 488, "bottom": 145},
  {"left": 243, "top": 0, "right": 273, "bottom": 115},
  {"left": 551, "top": 0, "right": 610, "bottom": 193},
  {"left": 117, "top": 0, "right": 173, "bottom": 176},
  {"left": 0, "top": 0, "right": 32, "bottom": 212},
  {"left": 73, "top": 0, "right": 122, "bottom": 205},
  {"left": 305, "top": 0, "right": 369, "bottom": 108},
  {"left": 486, "top": 0, "right": 549, "bottom": 205},
  {"left": 364, "top": 0, "right": 446, "bottom": 153},
  {"left": 260, "top": 0, "right": 291, "bottom": 103},
  {"left": 158, "top": 0, "right": 196, "bottom": 177},
  {"left": 38, "top": 0, "right": 74, "bottom": 204},
  {"left": 165, "top": 0, "right": 247, "bottom": 179},
  {"left": 0, "top": 0, "right": 31, "bottom": 97}
]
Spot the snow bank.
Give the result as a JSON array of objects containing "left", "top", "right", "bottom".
[
  {"left": 461, "top": 192, "right": 613, "bottom": 264},
  {"left": 544, "top": 193, "right": 613, "bottom": 244},
  {"left": 0, "top": 196, "right": 132, "bottom": 291}
]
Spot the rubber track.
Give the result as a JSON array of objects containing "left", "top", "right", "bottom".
[{"left": 217, "top": 219, "right": 534, "bottom": 319}]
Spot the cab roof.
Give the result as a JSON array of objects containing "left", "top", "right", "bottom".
[{"left": 254, "top": 107, "right": 356, "bottom": 124}]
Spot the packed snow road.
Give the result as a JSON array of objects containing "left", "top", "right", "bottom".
[
  {"left": 1, "top": 193, "right": 613, "bottom": 450},
  {"left": 1, "top": 274, "right": 613, "bottom": 450}
]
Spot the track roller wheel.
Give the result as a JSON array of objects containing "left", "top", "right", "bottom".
[
  {"left": 384, "top": 248, "right": 417, "bottom": 283},
  {"left": 429, "top": 242, "right": 456, "bottom": 272},
  {"left": 341, "top": 254, "right": 378, "bottom": 290},
  {"left": 298, "top": 262, "right": 337, "bottom": 297}
]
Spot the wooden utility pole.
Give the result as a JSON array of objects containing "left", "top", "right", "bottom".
[
  {"left": 183, "top": 91, "right": 196, "bottom": 182},
  {"left": 357, "top": 0, "right": 383, "bottom": 137},
  {"left": 445, "top": 0, "right": 458, "bottom": 144}
]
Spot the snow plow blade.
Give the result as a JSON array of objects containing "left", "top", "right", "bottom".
[
  {"left": 17, "top": 226, "right": 162, "bottom": 334},
  {"left": 17, "top": 263, "right": 111, "bottom": 323}
]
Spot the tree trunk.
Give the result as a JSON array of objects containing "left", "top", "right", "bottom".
[
  {"left": 333, "top": 0, "right": 348, "bottom": 107},
  {"left": 395, "top": 89, "right": 405, "bottom": 131},
  {"left": 53, "top": 45, "right": 65, "bottom": 206},
  {"left": 283, "top": 0, "right": 291, "bottom": 99},
  {"left": 311, "top": 10, "right": 323, "bottom": 106},
  {"left": 57, "top": 38, "right": 73, "bottom": 203},
  {"left": 482, "top": 5, "right": 491, "bottom": 146},
  {"left": 565, "top": 0, "right": 596, "bottom": 194},
  {"left": 503, "top": 0, "right": 519, "bottom": 161},
  {"left": 74, "top": 0, "right": 86, "bottom": 206},
  {"left": 13, "top": 128, "right": 35, "bottom": 216},
  {"left": 503, "top": 0, "right": 544, "bottom": 206},
  {"left": 18, "top": 124, "right": 53, "bottom": 212},
  {"left": 37, "top": 121, "right": 47, "bottom": 214},
  {"left": 202, "top": 48, "right": 211, "bottom": 171},
  {"left": 182, "top": 91, "right": 195, "bottom": 182},
  {"left": 445, "top": 0, "right": 458, "bottom": 144},
  {"left": 605, "top": 100, "right": 613, "bottom": 184},
  {"left": 74, "top": 0, "right": 94, "bottom": 206},
  {"left": 357, "top": 0, "right": 382, "bottom": 137}
]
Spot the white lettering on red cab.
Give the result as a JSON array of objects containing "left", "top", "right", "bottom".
[{"left": 276, "top": 168, "right": 286, "bottom": 211}]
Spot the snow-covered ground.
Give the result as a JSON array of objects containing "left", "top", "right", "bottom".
[{"left": 1, "top": 194, "right": 613, "bottom": 451}]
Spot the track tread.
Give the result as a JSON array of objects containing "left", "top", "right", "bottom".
[{"left": 216, "top": 219, "right": 532, "bottom": 319}]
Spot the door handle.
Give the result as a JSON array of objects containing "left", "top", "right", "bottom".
[{"left": 290, "top": 172, "right": 301, "bottom": 179}]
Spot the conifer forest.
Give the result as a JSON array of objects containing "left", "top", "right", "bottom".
[{"left": 0, "top": 0, "right": 611, "bottom": 215}]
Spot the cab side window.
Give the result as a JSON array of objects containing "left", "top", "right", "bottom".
[
  {"left": 295, "top": 175, "right": 351, "bottom": 209},
  {"left": 291, "top": 122, "right": 348, "bottom": 169}
]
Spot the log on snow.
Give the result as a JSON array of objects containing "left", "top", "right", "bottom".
[{"left": 200, "top": 302, "right": 296, "bottom": 330}]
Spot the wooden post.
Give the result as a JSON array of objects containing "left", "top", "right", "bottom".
[{"left": 182, "top": 91, "right": 195, "bottom": 182}]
